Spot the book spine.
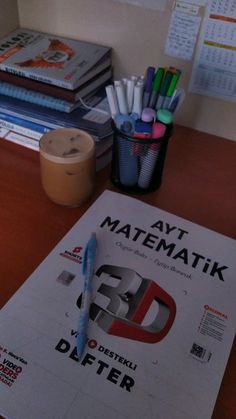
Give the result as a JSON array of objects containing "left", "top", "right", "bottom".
[
  {"left": 1, "top": 129, "right": 39, "bottom": 151},
  {"left": 0, "top": 118, "right": 42, "bottom": 141},
  {"left": 0, "top": 67, "right": 72, "bottom": 90},
  {"left": 0, "top": 106, "right": 65, "bottom": 130},
  {"left": 0, "top": 111, "right": 51, "bottom": 136}
]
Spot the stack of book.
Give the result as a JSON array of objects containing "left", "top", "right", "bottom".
[{"left": 0, "top": 28, "right": 113, "bottom": 170}]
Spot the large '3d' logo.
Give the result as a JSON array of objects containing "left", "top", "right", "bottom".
[{"left": 78, "top": 265, "right": 176, "bottom": 344}]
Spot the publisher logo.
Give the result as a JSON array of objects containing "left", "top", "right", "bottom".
[{"left": 60, "top": 246, "right": 83, "bottom": 264}]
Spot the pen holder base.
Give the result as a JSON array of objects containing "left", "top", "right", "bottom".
[{"left": 110, "top": 125, "right": 173, "bottom": 194}]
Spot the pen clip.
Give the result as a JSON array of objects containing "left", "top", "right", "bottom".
[
  {"left": 168, "top": 88, "right": 185, "bottom": 113},
  {"left": 82, "top": 245, "right": 88, "bottom": 276}
]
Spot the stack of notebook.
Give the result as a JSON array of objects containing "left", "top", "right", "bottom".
[{"left": 0, "top": 28, "right": 113, "bottom": 170}]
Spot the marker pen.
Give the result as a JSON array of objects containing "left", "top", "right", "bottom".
[
  {"left": 114, "top": 81, "right": 128, "bottom": 115},
  {"left": 155, "top": 71, "right": 173, "bottom": 110},
  {"left": 133, "top": 107, "right": 155, "bottom": 140},
  {"left": 133, "top": 108, "right": 155, "bottom": 156},
  {"left": 114, "top": 114, "right": 135, "bottom": 134},
  {"left": 105, "top": 84, "right": 119, "bottom": 119},
  {"left": 132, "top": 81, "right": 144, "bottom": 118},
  {"left": 133, "top": 120, "right": 152, "bottom": 139},
  {"left": 149, "top": 67, "right": 164, "bottom": 109},
  {"left": 162, "top": 70, "right": 181, "bottom": 109},
  {"left": 154, "top": 108, "right": 173, "bottom": 185},
  {"left": 115, "top": 120, "right": 139, "bottom": 187},
  {"left": 131, "top": 75, "right": 139, "bottom": 83},
  {"left": 122, "top": 78, "right": 128, "bottom": 87},
  {"left": 156, "top": 109, "right": 173, "bottom": 132},
  {"left": 142, "top": 66, "right": 155, "bottom": 108},
  {"left": 168, "top": 88, "right": 185, "bottom": 113},
  {"left": 138, "top": 122, "right": 166, "bottom": 189},
  {"left": 141, "top": 107, "right": 156, "bottom": 124},
  {"left": 126, "top": 78, "right": 135, "bottom": 113}
]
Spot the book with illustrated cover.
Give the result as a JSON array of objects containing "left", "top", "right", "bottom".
[
  {"left": 0, "top": 28, "right": 111, "bottom": 90},
  {"left": 0, "top": 190, "right": 235, "bottom": 419}
]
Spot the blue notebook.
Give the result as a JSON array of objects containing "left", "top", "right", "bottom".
[
  {"left": 0, "top": 87, "right": 112, "bottom": 139},
  {"left": 0, "top": 81, "right": 70, "bottom": 112}
]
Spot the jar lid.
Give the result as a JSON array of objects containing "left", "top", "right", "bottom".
[
  {"left": 157, "top": 109, "right": 173, "bottom": 125},
  {"left": 39, "top": 128, "right": 95, "bottom": 164}
]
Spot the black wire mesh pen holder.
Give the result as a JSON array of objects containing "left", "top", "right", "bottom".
[{"left": 111, "top": 125, "right": 173, "bottom": 194}]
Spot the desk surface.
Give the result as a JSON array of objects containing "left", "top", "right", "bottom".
[{"left": 0, "top": 125, "right": 235, "bottom": 419}]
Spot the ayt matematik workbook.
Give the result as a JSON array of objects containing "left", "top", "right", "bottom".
[{"left": 0, "top": 190, "right": 235, "bottom": 419}]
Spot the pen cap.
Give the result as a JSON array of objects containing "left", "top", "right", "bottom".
[
  {"left": 141, "top": 107, "right": 156, "bottom": 123},
  {"left": 121, "top": 121, "right": 134, "bottom": 134},
  {"left": 157, "top": 109, "right": 173, "bottom": 139},
  {"left": 152, "top": 122, "right": 166, "bottom": 139},
  {"left": 151, "top": 122, "right": 166, "bottom": 150},
  {"left": 157, "top": 109, "right": 173, "bottom": 125},
  {"left": 114, "top": 114, "right": 135, "bottom": 134}
]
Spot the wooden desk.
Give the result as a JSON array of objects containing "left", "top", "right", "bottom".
[{"left": 0, "top": 125, "right": 235, "bottom": 419}]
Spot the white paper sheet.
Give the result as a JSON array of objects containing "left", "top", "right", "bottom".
[{"left": 165, "top": 10, "right": 201, "bottom": 60}]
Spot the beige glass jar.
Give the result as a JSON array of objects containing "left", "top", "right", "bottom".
[{"left": 39, "top": 128, "right": 95, "bottom": 207}]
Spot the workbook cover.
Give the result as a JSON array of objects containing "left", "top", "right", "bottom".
[
  {"left": 0, "top": 28, "right": 111, "bottom": 90},
  {"left": 0, "top": 190, "right": 235, "bottom": 419}
]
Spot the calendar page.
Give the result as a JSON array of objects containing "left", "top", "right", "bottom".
[{"left": 189, "top": 0, "right": 236, "bottom": 102}]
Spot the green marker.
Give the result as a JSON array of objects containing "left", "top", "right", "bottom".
[
  {"left": 162, "top": 70, "right": 181, "bottom": 109},
  {"left": 155, "top": 70, "right": 173, "bottom": 110},
  {"left": 149, "top": 67, "right": 164, "bottom": 108}
]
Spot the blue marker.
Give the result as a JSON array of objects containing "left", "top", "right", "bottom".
[
  {"left": 114, "top": 114, "right": 138, "bottom": 187},
  {"left": 115, "top": 114, "right": 135, "bottom": 134},
  {"left": 134, "top": 120, "right": 152, "bottom": 139},
  {"left": 77, "top": 232, "right": 97, "bottom": 360}
]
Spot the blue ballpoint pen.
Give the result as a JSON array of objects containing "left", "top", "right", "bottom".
[{"left": 77, "top": 232, "right": 97, "bottom": 360}]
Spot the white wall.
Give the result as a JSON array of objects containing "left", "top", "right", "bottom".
[
  {"left": 9, "top": 0, "right": 236, "bottom": 141},
  {"left": 0, "top": 0, "right": 19, "bottom": 37}
]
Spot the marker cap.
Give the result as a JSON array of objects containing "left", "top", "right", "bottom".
[
  {"left": 152, "top": 122, "right": 166, "bottom": 139},
  {"left": 141, "top": 107, "right": 156, "bottom": 123},
  {"left": 157, "top": 109, "right": 173, "bottom": 125}
]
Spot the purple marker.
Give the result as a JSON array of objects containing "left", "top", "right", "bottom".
[
  {"left": 141, "top": 107, "right": 156, "bottom": 124},
  {"left": 142, "top": 66, "right": 155, "bottom": 108}
]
